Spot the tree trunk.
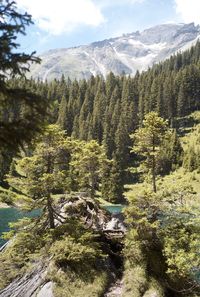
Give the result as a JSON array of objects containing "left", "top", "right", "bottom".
[
  {"left": 47, "top": 194, "right": 55, "bottom": 229},
  {"left": 152, "top": 137, "right": 157, "bottom": 193},
  {"left": 90, "top": 170, "right": 96, "bottom": 199},
  {"left": 152, "top": 154, "right": 157, "bottom": 193},
  {"left": 46, "top": 152, "right": 55, "bottom": 229}
]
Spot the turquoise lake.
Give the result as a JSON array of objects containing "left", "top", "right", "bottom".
[
  {"left": 0, "top": 208, "right": 39, "bottom": 247},
  {"left": 103, "top": 205, "right": 124, "bottom": 214}
]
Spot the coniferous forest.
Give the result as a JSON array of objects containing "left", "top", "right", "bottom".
[
  {"left": 4, "top": 41, "right": 200, "bottom": 201},
  {"left": 1, "top": 1, "right": 200, "bottom": 297}
]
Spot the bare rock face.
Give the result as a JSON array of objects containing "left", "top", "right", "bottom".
[{"left": 29, "top": 23, "right": 200, "bottom": 81}]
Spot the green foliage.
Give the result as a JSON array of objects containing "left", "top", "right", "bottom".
[
  {"left": 6, "top": 125, "right": 112, "bottom": 225},
  {"left": 47, "top": 219, "right": 108, "bottom": 297},
  {"left": 2, "top": 10, "right": 200, "bottom": 294},
  {"left": 7, "top": 124, "right": 74, "bottom": 228},
  {"left": 131, "top": 112, "right": 169, "bottom": 192},
  {"left": 2, "top": 39, "right": 200, "bottom": 199},
  {"left": 158, "top": 203, "right": 200, "bottom": 294},
  {"left": 0, "top": 0, "right": 39, "bottom": 78},
  {"left": 183, "top": 130, "right": 200, "bottom": 172},
  {"left": 101, "top": 158, "right": 125, "bottom": 203},
  {"left": 122, "top": 264, "right": 148, "bottom": 297},
  {"left": 0, "top": 215, "right": 106, "bottom": 291},
  {"left": 162, "top": 212, "right": 200, "bottom": 280},
  {"left": 70, "top": 140, "right": 109, "bottom": 198},
  {"left": 157, "top": 129, "right": 183, "bottom": 175},
  {"left": 49, "top": 218, "right": 103, "bottom": 270},
  {"left": 1, "top": 125, "right": 111, "bottom": 291},
  {"left": 0, "top": 217, "right": 47, "bottom": 288},
  {"left": 123, "top": 229, "right": 164, "bottom": 297},
  {"left": 50, "top": 236, "right": 98, "bottom": 268},
  {"left": 0, "top": 1, "right": 48, "bottom": 150},
  {"left": 49, "top": 263, "right": 108, "bottom": 297},
  {"left": 0, "top": 1, "right": 48, "bottom": 189},
  {"left": 124, "top": 177, "right": 200, "bottom": 295}
]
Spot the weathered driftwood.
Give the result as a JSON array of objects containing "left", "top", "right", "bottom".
[{"left": 0, "top": 265, "right": 52, "bottom": 297}]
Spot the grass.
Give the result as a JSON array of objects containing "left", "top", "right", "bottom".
[
  {"left": 50, "top": 267, "right": 108, "bottom": 297},
  {"left": 47, "top": 250, "right": 110, "bottom": 297},
  {"left": 95, "top": 196, "right": 122, "bottom": 206}
]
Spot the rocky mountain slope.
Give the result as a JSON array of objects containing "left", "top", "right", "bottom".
[{"left": 30, "top": 23, "right": 200, "bottom": 81}]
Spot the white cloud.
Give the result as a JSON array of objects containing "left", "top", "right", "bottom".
[
  {"left": 16, "top": 0, "right": 105, "bottom": 35},
  {"left": 95, "top": 0, "right": 144, "bottom": 8},
  {"left": 175, "top": 0, "right": 200, "bottom": 24}
]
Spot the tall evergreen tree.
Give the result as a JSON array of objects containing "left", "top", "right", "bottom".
[
  {"left": 7, "top": 125, "right": 73, "bottom": 229},
  {"left": 131, "top": 112, "right": 168, "bottom": 192},
  {"left": 70, "top": 140, "right": 108, "bottom": 199},
  {"left": 0, "top": 0, "right": 48, "bottom": 150}
]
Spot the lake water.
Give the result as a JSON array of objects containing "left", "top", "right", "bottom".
[
  {"left": 0, "top": 208, "right": 39, "bottom": 247},
  {"left": 103, "top": 205, "right": 124, "bottom": 214}
]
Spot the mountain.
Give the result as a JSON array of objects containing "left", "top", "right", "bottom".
[{"left": 30, "top": 23, "right": 200, "bottom": 81}]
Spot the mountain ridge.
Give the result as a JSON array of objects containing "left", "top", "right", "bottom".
[{"left": 29, "top": 22, "right": 200, "bottom": 81}]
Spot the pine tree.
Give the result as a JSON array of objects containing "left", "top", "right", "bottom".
[
  {"left": 70, "top": 140, "right": 108, "bottom": 199},
  {"left": 131, "top": 112, "right": 168, "bottom": 192},
  {"left": 7, "top": 125, "right": 73, "bottom": 229},
  {"left": 183, "top": 146, "right": 197, "bottom": 172},
  {"left": 92, "top": 79, "right": 106, "bottom": 142},
  {"left": 157, "top": 129, "right": 183, "bottom": 175},
  {"left": 162, "top": 75, "right": 175, "bottom": 120},
  {"left": 108, "top": 158, "right": 124, "bottom": 203},
  {"left": 177, "top": 84, "right": 187, "bottom": 117},
  {"left": 57, "top": 95, "right": 68, "bottom": 130},
  {"left": 105, "top": 72, "right": 117, "bottom": 100},
  {"left": 0, "top": 0, "right": 48, "bottom": 149},
  {"left": 102, "top": 109, "right": 115, "bottom": 159},
  {"left": 115, "top": 114, "right": 131, "bottom": 169}
]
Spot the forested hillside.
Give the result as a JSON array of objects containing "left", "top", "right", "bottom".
[{"left": 3, "top": 40, "right": 199, "bottom": 201}]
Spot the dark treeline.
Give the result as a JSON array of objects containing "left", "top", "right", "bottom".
[{"left": 3, "top": 40, "right": 200, "bottom": 200}]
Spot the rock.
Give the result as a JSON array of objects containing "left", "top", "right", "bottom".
[
  {"left": 104, "top": 213, "right": 126, "bottom": 233},
  {"left": 37, "top": 282, "right": 54, "bottom": 297},
  {"left": 104, "top": 279, "right": 124, "bottom": 297},
  {"left": 105, "top": 218, "right": 119, "bottom": 231}
]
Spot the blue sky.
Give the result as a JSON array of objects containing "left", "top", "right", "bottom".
[{"left": 16, "top": 0, "right": 200, "bottom": 54}]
